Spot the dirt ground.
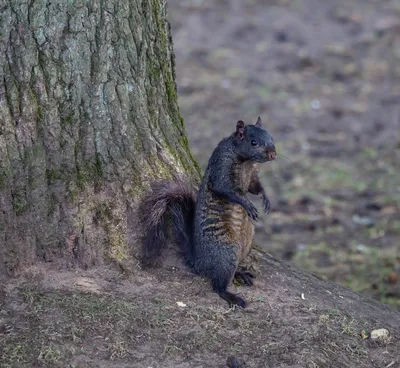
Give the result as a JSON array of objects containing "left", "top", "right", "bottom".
[
  {"left": 1, "top": 255, "right": 399, "bottom": 368},
  {"left": 169, "top": 0, "right": 400, "bottom": 309},
  {"left": 1, "top": 1, "right": 400, "bottom": 367}
]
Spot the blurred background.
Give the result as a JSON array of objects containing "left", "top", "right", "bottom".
[{"left": 168, "top": 0, "right": 400, "bottom": 310}]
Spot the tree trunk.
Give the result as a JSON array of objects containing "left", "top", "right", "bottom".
[{"left": 0, "top": 0, "right": 199, "bottom": 276}]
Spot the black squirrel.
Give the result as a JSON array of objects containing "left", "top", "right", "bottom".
[{"left": 139, "top": 117, "right": 276, "bottom": 308}]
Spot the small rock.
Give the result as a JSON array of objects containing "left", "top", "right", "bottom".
[
  {"left": 277, "top": 198, "right": 289, "bottom": 207},
  {"left": 311, "top": 99, "right": 321, "bottom": 110},
  {"left": 331, "top": 8, "right": 362, "bottom": 24},
  {"left": 299, "top": 195, "right": 313, "bottom": 206},
  {"left": 352, "top": 214, "right": 375, "bottom": 227},
  {"left": 387, "top": 272, "right": 397, "bottom": 284},
  {"left": 297, "top": 51, "right": 314, "bottom": 69},
  {"left": 306, "top": 222, "right": 317, "bottom": 232},
  {"left": 365, "top": 202, "right": 381, "bottom": 211},
  {"left": 374, "top": 16, "right": 400, "bottom": 34},
  {"left": 356, "top": 244, "right": 368, "bottom": 253},
  {"left": 227, "top": 355, "right": 246, "bottom": 368},
  {"left": 282, "top": 249, "right": 294, "bottom": 260},
  {"left": 324, "top": 43, "right": 351, "bottom": 57},
  {"left": 271, "top": 223, "right": 282, "bottom": 233},
  {"left": 275, "top": 30, "right": 288, "bottom": 43},
  {"left": 331, "top": 217, "right": 340, "bottom": 225},
  {"left": 296, "top": 243, "right": 307, "bottom": 252},
  {"left": 370, "top": 328, "right": 389, "bottom": 340},
  {"left": 330, "top": 107, "right": 344, "bottom": 119}
]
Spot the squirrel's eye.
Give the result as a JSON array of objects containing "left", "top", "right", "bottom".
[{"left": 251, "top": 140, "right": 258, "bottom": 146}]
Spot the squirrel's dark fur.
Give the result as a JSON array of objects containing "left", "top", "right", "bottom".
[{"left": 139, "top": 117, "right": 276, "bottom": 308}]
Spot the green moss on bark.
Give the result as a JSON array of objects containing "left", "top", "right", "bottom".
[
  {"left": 93, "top": 200, "right": 129, "bottom": 263},
  {"left": 0, "top": 170, "right": 7, "bottom": 190},
  {"left": 146, "top": 0, "right": 201, "bottom": 182},
  {"left": 13, "top": 194, "right": 29, "bottom": 215}
]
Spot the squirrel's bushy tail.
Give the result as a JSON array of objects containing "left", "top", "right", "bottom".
[{"left": 139, "top": 177, "right": 197, "bottom": 266}]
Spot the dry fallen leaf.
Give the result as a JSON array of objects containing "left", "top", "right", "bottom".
[{"left": 360, "top": 329, "right": 369, "bottom": 339}]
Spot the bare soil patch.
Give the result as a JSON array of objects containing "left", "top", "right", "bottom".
[{"left": 1, "top": 255, "right": 399, "bottom": 367}]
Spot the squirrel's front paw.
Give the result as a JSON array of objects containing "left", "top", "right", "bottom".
[
  {"left": 245, "top": 202, "right": 258, "bottom": 221},
  {"left": 261, "top": 192, "right": 271, "bottom": 214}
]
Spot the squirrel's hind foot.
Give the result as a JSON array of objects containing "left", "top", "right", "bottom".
[
  {"left": 211, "top": 266, "right": 248, "bottom": 308},
  {"left": 234, "top": 270, "right": 255, "bottom": 286},
  {"left": 218, "top": 291, "right": 247, "bottom": 308}
]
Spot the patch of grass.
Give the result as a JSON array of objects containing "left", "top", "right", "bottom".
[
  {"left": 309, "top": 161, "right": 366, "bottom": 192},
  {"left": 38, "top": 345, "right": 62, "bottom": 364},
  {"left": 380, "top": 296, "right": 400, "bottom": 309},
  {"left": 327, "top": 308, "right": 341, "bottom": 317},
  {"left": 0, "top": 286, "right": 155, "bottom": 367},
  {"left": 341, "top": 317, "right": 357, "bottom": 336},
  {"left": 344, "top": 344, "right": 367, "bottom": 358},
  {"left": 70, "top": 326, "right": 84, "bottom": 344},
  {"left": 340, "top": 245, "right": 400, "bottom": 309},
  {"left": 107, "top": 337, "right": 128, "bottom": 360},
  {"left": 163, "top": 344, "right": 184, "bottom": 355},
  {"left": 2, "top": 344, "right": 26, "bottom": 365},
  {"left": 387, "top": 220, "right": 400, "bottom": 235},
  {"left": 319, "top": 314, "right": 330, "bottom": 323},
  {"left": 292, "top": 242, "right": 336, "bottom": 276},
  {"left": 8, "top": 285, "right": 263, "bottom": 365}
]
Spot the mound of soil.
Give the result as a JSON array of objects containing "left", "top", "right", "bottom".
[{"left": 1, "top": 251, "right": 399, "bottom": 367}]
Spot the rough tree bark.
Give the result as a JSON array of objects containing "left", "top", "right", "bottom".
[{"left": 0, "top": 0, "right": 199, "bottom": 275}]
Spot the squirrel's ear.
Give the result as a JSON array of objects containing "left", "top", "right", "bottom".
[
  {"left": 255, "top": 116, "right": 262, "bottom": 127},
  {"left": 236, "top": 120, "right": 246, "bottom": 140}
]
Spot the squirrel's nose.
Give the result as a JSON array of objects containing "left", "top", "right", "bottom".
[
  {"left": 266, "top": 144, "right": 276, "bottom": 161},
  {"left": 267, "top": 151, "right": 276, "bottom": 161}
]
